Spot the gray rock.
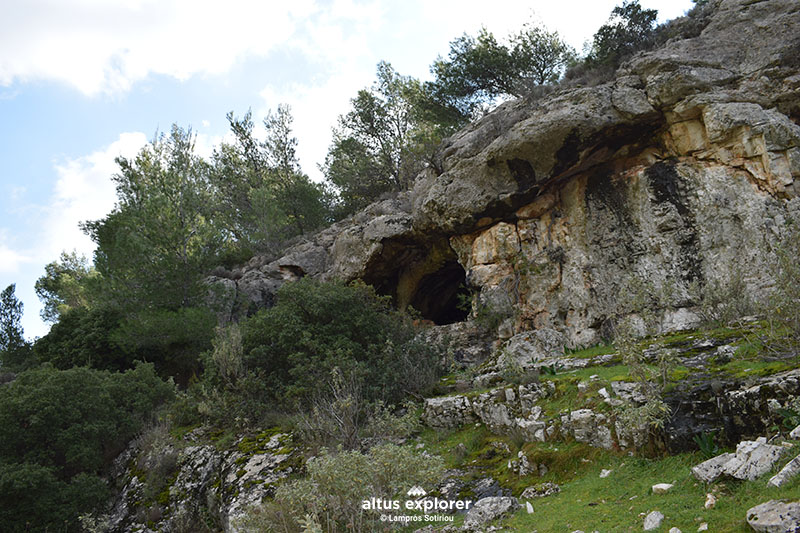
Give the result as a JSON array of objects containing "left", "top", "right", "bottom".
[
  {"left": 562, "top": 409, "right": 614, "bottom": 450},
  {"left": 463, "top": 497, "right": 520, "bottom": 529},
  {"left": 521, "top": 482, "right": 560, "bottom": 499},
  {"left": 747, "top": 500, "right": 800, "bottom": 533},
  {"left": 769, "top": 454, "right": 800, "bottom": 488},
  {"left": 643, "top": 510, "right": 664, "bottom": 531},
  {"left": 692, "top": 452, "right": 736, "bottom": 483},
  {"left": 652, "top": 483, "right": 674, "bottom": 494},
  {"left": 500, "top": 329, "right": 566, "bottom": 369},
  {"left": 692, "top": 439, "right": 787, "bottom": 483},
  {"left": 723, "top": 439, "right": 787, "bottom": 481}
]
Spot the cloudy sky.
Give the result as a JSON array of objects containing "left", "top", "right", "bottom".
[{"left": 0, "top": 0, "right": 692, "bottom": 339}]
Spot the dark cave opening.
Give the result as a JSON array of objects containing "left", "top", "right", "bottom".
[{"left": 410, "top": 260, "right": 470, "bottom": 325}]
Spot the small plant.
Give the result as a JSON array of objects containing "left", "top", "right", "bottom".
[
  {"left": 693, "top": 430, "right": 720, "bottom": 459},
  {"left": 541, "top": 364, "right": 559, "bottom": 376}
]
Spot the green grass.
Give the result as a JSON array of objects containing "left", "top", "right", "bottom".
[
  {"left": 565, "top": 343, "right": 616, "bottom": 359},
  {"left": 503, "top": 448, "right": 800, "bottom": 532}
]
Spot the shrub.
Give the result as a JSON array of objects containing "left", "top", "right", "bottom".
[
  {"left": 33, "top": 306, "right": 127, "bottom": 371},
  {"left": 238, "top": 444, "right": 445, "bottom": 533},
  {"left": 0, "top": 363, "right": 174, "bottom": 531},
  {"left": 768, "top": 216, "right": 800, "bottom": 351},
  {"left": 242, "top": 279, "right": 442, "bottom": 408}
]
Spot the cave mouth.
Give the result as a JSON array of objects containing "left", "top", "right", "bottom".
[{"left": 410, "top": 260, "right": 470, "bottom": 325}]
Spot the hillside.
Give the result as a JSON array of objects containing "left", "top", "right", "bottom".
[{"left": 5, "top": 0, "right": 800, "bottom": 532}]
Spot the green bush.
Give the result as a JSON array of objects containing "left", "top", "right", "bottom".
[
  {"left": 33, "top": 306, "right": 127, "bottom": 371},
  {"left": 111, "top": 306, "right": 216, "bottom": 385},
  {"left": 0, "top": 363, "right": 174, "bottom": 532},
  {"left": 242, "top": 279, "right": 442, "bottom": 407},
  {"left": 239, "top": 444, "right": 445, "bottom": 533}
]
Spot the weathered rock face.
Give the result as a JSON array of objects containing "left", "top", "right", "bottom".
[
  {"left": 104, "top": 431, "right": 302, "bottom": 533},
  {"left": 215, "top": 0, "right": 800, "bottom": 349}
]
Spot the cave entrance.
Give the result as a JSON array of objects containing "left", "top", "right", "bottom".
[
  {"left": 409, "top": 260, "right": 470, "bottom": 325},
  {"left": 361, "top": 238, "right": 471, "bottom": 326}
]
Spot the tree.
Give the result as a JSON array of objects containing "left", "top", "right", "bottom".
[
  {"left": 428, "top": 28, "right": 515, "bottom": 120},
  {"left": 35, "top": 251, "right": 95, "bottom": 323},
  {"left": 0, "top": 363, "right": 173, "bottom": 532},
  {"left": 589, "top": 0, "right": 658, "bottom": 66},
  {"left": 0, "top": 284, "right": 30, "bottom": 372},
  {"left": 242, "top": 279, "right": 441, "bottom": 407},
  {"left": 324, "top": 62, "right": 440, "bottom": 217},
  {"left": 210, "top": 106, "right": 331, "bottom": 254},
  {"left": 83, "top": 125, "right": 220, "bottom": 312},
  {"left": 511, "top": 22, "right": 576, "bottom": 86},
  {"left": 426, "top": 23, "right": 574, "bottom": 120}
]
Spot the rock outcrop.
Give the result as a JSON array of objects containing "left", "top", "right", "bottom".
[
  {"left": 105, "top": 430, "right": 302, "bottom": 533},
  {"left": 212, "top": 0, "right": 800, "bottom": 352}
]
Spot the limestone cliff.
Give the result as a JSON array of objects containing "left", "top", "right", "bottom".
[{"left": 213, "top": 0, "right": 800, "bottom": 349}]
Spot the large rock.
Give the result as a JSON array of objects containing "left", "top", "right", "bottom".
[
  {"left": 104, "top": 431, "right": 301, "bottom": 533},
  {"left": 561, "top": 409, "right": 615, "bottom": 450},
  {"left": 210, "top": 0, "right": 800, "bottom": 351},
  {"left": 769, "top": 454, "right": 800, "bottom": 488},
  {"left": 692, "top": 438, "right": 787, "bottom": 483},
  {"left": 747, "top": 500, "right": 800, "bottom": 533},
  {"left": 463, "top": 496, "right": 520, "bottom": 529}
]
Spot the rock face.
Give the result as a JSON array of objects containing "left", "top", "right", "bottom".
[
  {"left": 212, "top": 0, "right": 800, "bottom": 352},
  {"left": 105, "top": 431, "right": 302, "bottom": 533}
]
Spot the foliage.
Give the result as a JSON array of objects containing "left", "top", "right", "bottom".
[
  {"left": 510, "top": 22, "right": 576, "bottom": 86},
  {"left": 83, "top": 125, "right": 221, "bottom": 313},
  {"left": 242, "top": 278, "right": 442, "bottom": 408},
  {"left": 239, "top": 444, "right": 445, "bottom": 533},
  {"left": 110, "top": 306, "right": 216, "bottom": 384},
  {"left": 0, "top": 284, "right": 31, "bottom": 372},
  {"left": 610, "top": 277, "right": 678, "bottom": 433},
  {"left": 0, "top": 363, "right": 173, "bottom": 532},
  {"left": 210, "top": 106, "right": 331, "bottom": 253},
  {"left": 693, "top": 430, "right": 720, "bottom": 459},
  {"left": 768, "top": 217, "right": 800, "bottom": 351},
  {"left": 34, "top": 251, "right": 96, "bottom": 323},
  {"left": 427, "top": 23, "right": 573, "bottom": 120},
  {"left": 296, "top": 367, "right": 422, "bottom": 450},
  {"left": 33, "top": 306, "right": 126, "bottom": 371},
  {"left": 587, "top": 0, "right": 658, "bottom": 67},
  {"left": 693, "top": 265, "right": 755, "bottom": 328},
  {"left": 324, "top": 62, "right": 441, "bottom": 217}
]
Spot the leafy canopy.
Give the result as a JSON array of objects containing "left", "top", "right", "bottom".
[
  {"left": 589, "top": 0, "right": 658, "bottom": 66},
  {"left": 324, "top": 62, "right": 443, "bottom": 218},
  {"left": 0, "top": 284, "right": 30, "bottom": 372},
  {"left": 210, "top": 106, "right": 332, "bottom": 254},
  {"left": 0, "top": 363, "right": 173, "bottom": 532},
  {"left": 241, "top": 278, "right": 441, "bottom": 407}
]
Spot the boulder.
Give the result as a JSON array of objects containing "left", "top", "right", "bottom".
[
  {"left": 644, "top": 510, "right": 664, "bottom": 531},
  {"left": 463, "top": 497, "right": 520, "bottom": 529},
  {"left": 768, "top": 454, "right": 800, "bottom": 488},
  {"left": 692, "top": 438, "right": 787, "bottom": 483},
  {"left": 746, "top": 500, "right": 800, "bottom": 533}
]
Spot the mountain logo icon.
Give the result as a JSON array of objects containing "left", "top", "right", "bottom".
[{"left": 407, "top": 486, "right": 427, "bottom": 497}]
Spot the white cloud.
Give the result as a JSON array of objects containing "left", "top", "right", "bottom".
[
  {"left": 0, "top": 244, "right": 31, "bottom": 275},
  {"left": 0, "top": 0, "right": 317, "bottom": 95},
  {"left": 46, "top": 132, "right": 148, "bottom": 258}
]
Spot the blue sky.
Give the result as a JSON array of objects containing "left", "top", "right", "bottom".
[{"left": 0, "top": 0, "right": 692, "bottom": 339}]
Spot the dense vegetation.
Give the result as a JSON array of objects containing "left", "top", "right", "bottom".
[{"left": 0, "top": 2, "right": 729, "bottom": 530}]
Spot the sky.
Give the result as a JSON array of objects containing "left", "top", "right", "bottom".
[{"left": 0, "top": 0, "right": 693, "bottom": 339}]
